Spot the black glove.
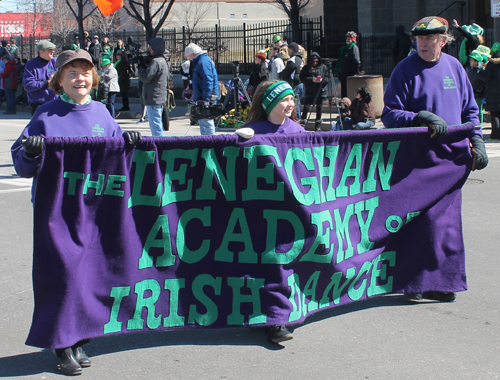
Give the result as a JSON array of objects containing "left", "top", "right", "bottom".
[
  {"left": 23, "top": 136, "right": 44, "bottom": 156},
  {"left": 470, "top": 135, "right": 488, "bottom": 171},
  {"left": 414, "top": 111, "right": 448, "bottom": 139},
  {"left": 123, "top": 131, "right": 142, "bottom": 145}
]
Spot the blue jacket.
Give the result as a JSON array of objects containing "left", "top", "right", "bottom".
[{"left": 192, "top": 52, "right": 219, "bottom": 102}]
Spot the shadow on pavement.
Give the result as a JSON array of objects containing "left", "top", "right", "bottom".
[{"left": 0, "top": 294, "right": 411, "bottom": 377}]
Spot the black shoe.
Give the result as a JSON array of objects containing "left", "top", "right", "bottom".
[
  {"left": 72, "top": 346, "right": 91, "bottom": 367},
  {"left": 407, "top": 291, "right": 456, "bottom": 303},
  {"left": 265, "top": 325, "right": 293, "bottom": 343},
  {"left": 422, "top": 291, "right": 456, "bottom": 302},
  {"left": 53, "top": 347, "right": 83, "bottom": 375},
  {"left": 315, "top": 119, "right": 323, "bottom": 131},
  {"left": 406, "top": 293, "right": 424, "bottom": 302}
]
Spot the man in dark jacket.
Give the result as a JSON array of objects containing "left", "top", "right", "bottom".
[
  {"left": 335, "top": 31, "right": 361, "bottom": 98},
  {"left": 138, "top": 37, "right": 169, "bottom": 137},
  {"left": 88, "top": 35, "right": 102, "bottom": 70},
  {"left": 279, "top": 42, "right": 303, "bottom": 118},
  {"left": 115, "top": 50, "right": 130, "bottom": 112},
  {"left": 392, "top": 25, "right": 412, "bottom": 67}
]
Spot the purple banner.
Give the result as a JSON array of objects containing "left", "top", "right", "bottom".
[{"left": 28, "top": 125, "right": 473, "bottom": 349}]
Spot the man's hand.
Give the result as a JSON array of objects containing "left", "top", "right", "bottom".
[
  {"left": 452, "top": 19, "right": 459, "bottom": 28},
  {"left": 123, "top": 131, "right": 142, "bottom": 145},
  {"left": 22, "top": 136, "right": 44, "bottom": 156},
  {"left": 470, "top": 135, "right": 488, "bottom": 171},
  {"left": 414, "top": 111, "right": 448, "bottom": 138}
]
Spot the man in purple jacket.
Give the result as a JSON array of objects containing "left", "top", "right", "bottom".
[
  {"left": 22, "top": 40, "right": 57, "bottom": 115},
  {"left": 382, "top": 16, "right": 488, "bottom": 303}
]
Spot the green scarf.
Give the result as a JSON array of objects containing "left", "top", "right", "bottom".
[
  {"left": 60, "top": 90, "right": 92, "bottom": 105},
  {"left": 335, "top": 42, "right": 355, "bottom": 72},
  {"left": 114, "top": 58, "right": 121, "bottom": 68}
]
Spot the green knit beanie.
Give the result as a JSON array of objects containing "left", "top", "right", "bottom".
[{"left": 262, "top": 81, "right": 295, "bottom": 115}]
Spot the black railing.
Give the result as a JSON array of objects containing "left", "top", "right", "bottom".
[{"left": 10, "top": 23, "right": 497, "bottom": 79}]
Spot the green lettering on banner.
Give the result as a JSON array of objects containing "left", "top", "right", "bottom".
[
  {"left": 262, "top": 209, "right": 304, "bottom": 264},
  {"left": 386, "top": 215, "right": 403, "bottom": 233},
  {"left": 406, "top": 211, "right": 420, "bottom": 223},
  {"left": 196, "top": 147, "right": 239, "bottom": 201},
  {"left": 63, "top": 172, "right": 85, "bottom": 195},
  {"left": 319, "top": 267, "right": 356, "bottom": 307},
  {"left": 302, "top": 271, "right": 320, "bottom": 314},
  {"left": 362, "top": 141, "right": 400, "bottom": 193},
  {"left": 188, "top": 274, "right": 221, "bottom": 326},
  {"left": 214, "top": 208, "right": 258, "bottom": 263},
  {"left": 334, "top": 204, "right": 354, "bottom": 263},
  {"left": 103, "top": 175, "right": 126, "bottom": 197},
  {"left": 347, "top": 260, "right": 372, "bottom": 301},
  {"left": 313, "top": 145, "right": 339, "bottom": 202},
  {"left": 177, "top": 207, "right": 211, "bottom": 264},
  {"left": 227, "top": 277, "right": 266, "bottom": 325},
  {"left": 163, "top": 278, "right": 186, "bottom": 327},
  {"left": 300, "top": 210, "right": 334, "bottom": 263},
  {"left": 284, "top": 147, "right": 321, "bottom": 206},
  {"left": 161, "top": 148, "right": 198, "bottom": 206},
  {"left": 83, "top": 173, "right": 105, "bottom": 195},
  {"left": 128, "top": 150, "right": 162, "bottom": 208},
  {"left": 354, "top": 196, "right": 378, "bottom": 254},
  {"left": 287, "top": 273, "right": 302, "bottom": 322},
  {"left": 127, "top": 279, "right": 162, "bottom": 330},
  {"left": 242, "top": 145, "right": 284, "bottom": 201},
  {"left": 138, "top": 214, "right": 175, "bottom": 269},
  {"left": 336, "top": 143, "right": 362, "bottom": 197},
  {"left": 368, "top": 251, "right": 396, "bottom": 296},
  {"left": 103, "top": 286, "right": 131, "bottom": 334}
]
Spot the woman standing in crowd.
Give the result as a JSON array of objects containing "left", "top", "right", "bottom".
[
  {"left": 11, "top": 49, "right": 140, "bottom": 376},
  {"left": 101, "top": 55, "right": 120, "bottom": 118},
  {"left": 247, "top": 52, "right": 268, "bottom": 97},
  {"left": 299, "top": 52, "right": 328, "bottom": 131},
  {"left": 102, "top": 36, "right": 113, "bottom": 61},
  {"left": 115, "top": 50, "right": 131, "bottom": 112}
]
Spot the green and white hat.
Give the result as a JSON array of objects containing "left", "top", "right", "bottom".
[{"left": 262, "top": 81, "right": 295, "bottom": 115}]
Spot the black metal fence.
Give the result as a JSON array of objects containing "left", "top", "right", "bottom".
[{"left": 9, "top": 20, "right": 496, "bottom": 79}]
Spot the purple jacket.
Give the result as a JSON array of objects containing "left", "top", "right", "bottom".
[
  {"left": 22, "top": 56, "right": 57, "bottom": 105},
  {"left": 11, "top": 98, "right": 123, "bottom": 201}
]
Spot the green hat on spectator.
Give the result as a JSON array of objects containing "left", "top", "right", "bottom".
[
  {"left": 462, "top": 23, "right": 483, "bottom": 36},
  {"left": 469, "top": 50, "right": 483, "bottom": 62},
  {"left": 101, "top": 56, "right": 111, "bottom": 66},
  {"left": 273, "top": 35, "right": 283, "bottom": 43},
  {"left": 491, "top": 42, "right": 500, "bottom": 54}
]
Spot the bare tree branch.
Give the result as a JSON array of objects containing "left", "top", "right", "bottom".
[{"left": 123, "top": 0, "right": 176, "bottom": 40}]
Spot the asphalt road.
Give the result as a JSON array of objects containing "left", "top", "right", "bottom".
[{"left": 0, "top": 110, "right": 499, "bottom": 380}]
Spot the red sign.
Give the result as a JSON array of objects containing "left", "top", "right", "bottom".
[{"left": 0, "top": 13, "right": 52, "bottom": 38}]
